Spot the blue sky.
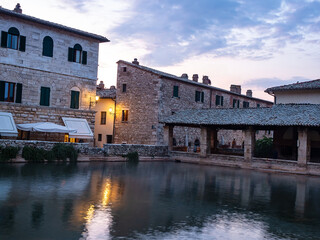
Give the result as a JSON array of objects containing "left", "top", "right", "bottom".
[{"left": 2, "top": 0, "right": 320, "bottom": 100}]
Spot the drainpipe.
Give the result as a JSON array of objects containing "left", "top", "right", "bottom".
[{"left": 112, "top": 98, "right": 116, "bottom": 143}]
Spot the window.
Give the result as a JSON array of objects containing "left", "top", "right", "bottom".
[
  {"left": 40, "top": 87, "right": 50, "bottom": 106},
  {"left": 100, "top": 111, "right": 106, "bottom": 125},
  {"left": 122, "top": 110, "right": 128, "bottom": 122},
  {"left": 106, "top": 135, "right": 113, "bottom": 143},
  {"left": 173, "top": 86, "right": 179, "bottom": 98},
  {"left": 98, "top": 134, "right": 102, "bottom": 141},
  {"left": 195, "top": 91, "right": 204, "bottom": 103},
  {"left": 122, "top": 84, "right": 127, "bottom": 93},
  {"left": 122, "top": 67, "right": 127, "bottom": 72},
  {"left": 233, "top": 99, "right": 240, "bottom": 108},
  {"left": 70, "top": 90, "right": 80, "bottom": 109},
  {"left": 1, "top": 27, "right": 26, "bottom": 51},
  {"left": 257, "top": 104, "right": 260, "bottom": 108},
  {"left": 0, "top": 81, "right": 22, "bottom": 103},
  {"left": 42, "top": 36, "right": 53, "bottom": 57},
  {"left": 68, "top": 44, "right": 87, "bottom": 64},
  {"left": 215, "top": 95, "right": 224, "bottom": 106},
  {"left": 243, "top": 101, "right": 249, "bottom": 108}
]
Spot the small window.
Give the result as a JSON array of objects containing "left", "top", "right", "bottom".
[
  {"left": 233, "top": 99, "right": 240, "bottom": 108},
  {"left": 98, "top": 134, "right": 102, "bottom": 141},
  {"left": 173, "top": 86, "right": 179, "bottom": 98},
  {"left": 40, "top": 87, "right": 50, "bottom": 106},
  {"left": 100, "top": 111, "right": 106, "bottom": 125},
  {"left": 106, "top": 135, "right": 113, "bottom": 143},
  {"left": 68, "top": 44, "right": 87, "bottom": 65},
  {"left": 122, "top": 84, "right": 127, "bottom": 93},
  {"left": 257, "top": 104, "right": 260, "bottom": 108},
  {"left": 122, "top": 110, "right": 128, "bottom": 122},
  {"left": 243, "top": 101, "right": 249, "bottom": 108},
  {"left": 70, "top": 90, "right": 80, "bottom": 109},
  {"left": 1, "top": 27, "right": 26, "bottom": 51},
  {"left": 0, "top": 81, "right": 22, "bottom": 103},
  {"left": 215, "top": 95, "right": 224, "bottom": 106},
  {"left": 42, "top": 36, "right": 53, "bottom": 57},
  {"left": 122, "top": 67, "right": 127, "bottom": 72},
  {"left": 195, "top": 91, "right": 204, "bottom": 102}
]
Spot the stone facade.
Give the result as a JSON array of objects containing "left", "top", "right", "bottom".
[
  {"left": 114, "top": 59, "right": 273, "bottom": 147},
  {"left": 0, "top": 6, "right": 108, "bottom": 141}
]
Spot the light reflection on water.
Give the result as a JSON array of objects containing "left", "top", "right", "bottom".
[{"left": 0, "top": 162, "right": 320, "bottom": 240}]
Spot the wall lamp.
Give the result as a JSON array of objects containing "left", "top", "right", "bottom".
[
  {"left": 89, "top": 96, "right": 100, "bottom": 109},
  {"left": 109, "top": 107, "right": 115, "bottom": 115}
]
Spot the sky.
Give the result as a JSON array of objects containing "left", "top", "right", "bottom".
[{"left": 2, "top": 0, "right": 320, "bottom": 101}]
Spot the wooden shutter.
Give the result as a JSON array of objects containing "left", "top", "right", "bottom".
[
  {"left": 237, "top": 100, "right": 240, "bottom": 108},
  {"left": 15, "top": 83, "right": 22, "bottom": 103},
  {"left": 40, "top": 87, "right": 50, "bottom": 106},
  {"left": 221, "top": 96, "right": 224, "bottom": 106},
  {"left": 82, "top": 51, "right": 87, "bottom": 65},
  {"left": 74, "top": 91, "right": 79, "bottom": 109},
  {"left": 70, "top": 91, "right": 79, "bottom": 109},
  {"left": 0, "top": 81, "right": 5, "bottom": 101},
  {"left": 68, "top": 47, "right": 74, "bottom": 62},
  {"left": 173, "top": 86, "right": 179, "bottom": 97},
  {"left": 43, "top": 36, "right": 53, "bottom": 57},
  {"left": 19, "top": 36, "right": 26, "bottom": 52},
  {"left": 215, "top": 95, "right": 219, "bottom": 105},
  {"left": 201, "top": 92, "right": 204, "bottom": 103},
  {"left": 1, "top": 31, "right": 7, "bottom": 48}
]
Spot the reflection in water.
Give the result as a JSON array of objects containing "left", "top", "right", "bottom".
[{"left": 0, "top": 162, "right": 320, "bottom": 240}]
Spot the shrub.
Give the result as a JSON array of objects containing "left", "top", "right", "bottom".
[
  {"left": 254, "top": 137, "right": 274, "bottom": 158},
  {"left": 52, "top": 143, "right": 78, "bottom": 162},
  {"left": 45, "top": 150, "right": 56, "bottom": 162},
  {"left": 0, "top": 146, "right": 19, "bottom": 162},
  {"left": 126, "top": 151, "right": 139, "bottom": 163},
  {"left": 22, "top": 146, "right": 45, "bottom": 163}
]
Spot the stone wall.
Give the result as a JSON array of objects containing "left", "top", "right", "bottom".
[
  {"left": 115, "top": 61, "right": 273, "bottom": 147},
  {"left": 104, "top": 144, "right": 168, "bottom": 156}
]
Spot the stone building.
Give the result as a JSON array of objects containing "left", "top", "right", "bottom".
[
  {"left": 114, "top": 58, "right": 273, "bottom": 147},
  {"left": 94, "top": 82, "right": 116, "bottom": 147},
  {"left": 0, "top": 5, "right": 109, "bottom": 141}
]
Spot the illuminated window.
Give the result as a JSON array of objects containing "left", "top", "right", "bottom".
[{"left": 122, "top": 110, "right": 128, "bottom": 122}]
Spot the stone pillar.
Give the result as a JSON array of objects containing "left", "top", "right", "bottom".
[
  {"left": 244, "top": 127, "right": 255, "bottom": 162},
  {"left": 200, "top": 127, "right": 211, "bottom": 157},
  {"left": 297, "top": 128, "right": 310, "bottom": 167},
  {"left": 164, "top": 125, "right": 174, "bottom": 151},
  {"left": 210, "top": 129, "right": 218, "bottom": 153}
]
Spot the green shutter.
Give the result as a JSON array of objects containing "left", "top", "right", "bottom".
[
  {"left": 0, "top": 81, "right": 5, "bottom": 101},
  {"left": 46, "top": 88, "right": 50, "bottom": 106},
  {"left": 237, "top": 100, "right": 240, "bottom": 108},
  {"left": 68, "top": 47, "right": 74, "bottom": 62},
  {"left": 215, "top": 95, "right": 219, "bottom": 105},
  {"left": 70, "top": 91, "right": 79, "bottom": 109},
  {"left": 82, "top": 51, "right": 87, "bottom": 65},
  {"left": 19, "top": 36, "right": 26, "bottom": 52},
  {"left": 1, "top": 31, "right": 7, "bottom": 48},
  {"left": 74, "top": 91, "right": 79, "bottom": 109},
  {"left": 221, "top": 96, "right": 224, "bottom": 106},
  {"left": 40, "top": 87, "right": 50, "bottom": 106},
  {"left": 173, "top": 86, "right": 179, "bottom": 97},
  {"left": 15, "top": 83, "right": 22, "bottom": 103},
  {"left": 43, "top": 36, "right": 53, "bottom": 57},
  {"left": 201, "top": 92, "right": 204, "bottom": 103}
]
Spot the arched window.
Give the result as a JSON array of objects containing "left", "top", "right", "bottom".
[
  {"left": 7, "top": 27, "right": 19, "bottom": 49},
  {"left": 68, "top": 44, "right": 87, "bottom": 64},
  {"left": 1, "top": 27, "right": 26, "bottom": 51},
  {"left": 70, "top": 87, "right": 80, "bottom": 109},
  {"left": 42, "top": 36, "right": 53, "bottom": 57}
]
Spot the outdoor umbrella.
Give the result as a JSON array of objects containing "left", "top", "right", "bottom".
[{"left": 16, "top": 122, "right": 77, "bottom": 133}]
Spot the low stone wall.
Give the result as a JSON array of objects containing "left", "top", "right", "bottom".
[{"left": 104, "top": 144, "right": 168, "bottom": 156}]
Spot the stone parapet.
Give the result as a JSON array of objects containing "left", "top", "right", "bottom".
[{"left": 104, "top": 144, "right": 168, "bottom": 156}]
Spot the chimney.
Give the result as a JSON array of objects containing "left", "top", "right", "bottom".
[
  {"left": 110, "top": 85, "right": 116, "bottom": 90},
  {"left": 13, "top": 3, "right": 22, "bottom": 13},
  {"left": 202, "top": 76, "right": 211, "bottom": 85},
  {"left": 246, "top": 89, "right": 252, "bottom": 97},
  {"left": 132, "top": 58, "right": 139, "bottom": 65},
  {"left": 98, "top": 81, "right": 105, "bottom": 89},
  {"left": 192, "top": 74, "right": 199, "bottom": 82},
  {"left": 181, "top": 73, "right": 188, "bottom": 79},
  {"left": 230, "top": 85, "right": 241, "bottom": 94}
]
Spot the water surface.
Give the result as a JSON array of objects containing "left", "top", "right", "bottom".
[{"left": 0, "top": 162, "right": 320, "bottom": 240}]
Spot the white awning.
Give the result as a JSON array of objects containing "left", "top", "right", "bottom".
[
  {"left": 16, "top": 122, "right": 77, "bottom": 133},
  {"left": 0, "top": 112, "right": 18, "bottom": 137},
  {"left": 62, "top": 117, "right": 93, "bottom": 139}
]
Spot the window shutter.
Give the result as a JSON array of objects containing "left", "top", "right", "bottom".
[
  {"left": 43, "top": 36, "right": 53, "bottom": 57},
  {"left": 215, "top": 95, "right": 219, "bottom": 105},
  {"left": 82, "top": 51, "right": 87, "bottom": 65},
  {"left": 0, "top": 81, "right": 5, "bottom": 101},
  {"left": 237, "top": 100, "right": 240, "bottom": 108},
  {"left": 40, "top": 87, "right": 50, "bottom": 106},
  {"left": 70, "top": 91, "right": 79, "bottom": 109},
  {"left": 19, "top": 36, "right": 26, "bottom": 52},
  {"left": 68, "top": 47, "right": 74, "bottom": 62},
  {"left": 221, "top": 96, "right": 224, "bottom": 106},
  {"left": 46, "top": 88, "right": 50, "bottom": 106},
  {"left": 74, "top": 91, "right": 79, "bottom": 109},
  {"left": 173, "top": 86, "right": 179, "bottom": 97},
  {"left": 1, "top": 31, "right": 7, "bottom": 48},
  {"left": 201, "top": 92, "right": 204, "bottom": 103},
  {"left": 15, "top": 83, "right": 22, "bottom": 103}
]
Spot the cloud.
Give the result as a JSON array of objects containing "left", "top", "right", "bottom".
[
  {"left": 243, "top": 76, "right": 311, "bottom": 90},
  {"left": 110, "top": 0, "right": 320, "bottom": 66}
]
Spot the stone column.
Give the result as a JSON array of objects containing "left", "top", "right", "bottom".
[
  {"left": 164, "top": 125, "right": 174, "bottom": 151},
  {"left": 210, "top": 129, "right": 218, "bottom": 153},
  {"left": 297, "top": 128, "right": 310, "bottom": 167},
  {"left": 244, "top": 127, "right": 255, "bottom": 162},
  {"left": 200, "top": 127, "right": 211, "bottom": 157}
]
